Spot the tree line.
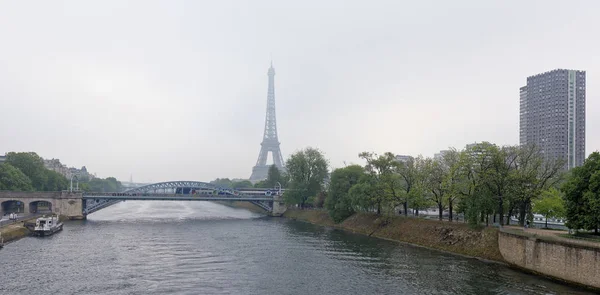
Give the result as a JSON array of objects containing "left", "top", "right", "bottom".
[
  {"left": 276, "top": 144, "right": 600, "bottom": 233},
  {"left": 0, "top": 152, "right": 122, "bottom": 193}
]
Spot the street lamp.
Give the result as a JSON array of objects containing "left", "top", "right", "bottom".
[{"left": 70, "top": 174, "right": 79, "bottom": 192}]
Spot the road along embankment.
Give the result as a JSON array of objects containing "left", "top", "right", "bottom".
[
  {"left": 283, "top": 209, "right": 504, "bottom": 262},
  {"left": 499, "top": 229, "right": 600, "bottom": 289}
]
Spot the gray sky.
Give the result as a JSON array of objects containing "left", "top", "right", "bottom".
[{"left": 1, "top": 0, "right": 598, "bottom": 183}]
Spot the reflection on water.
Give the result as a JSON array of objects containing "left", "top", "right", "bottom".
[{"left": 0, "top": 201, "right": 592, "bottom": 295}]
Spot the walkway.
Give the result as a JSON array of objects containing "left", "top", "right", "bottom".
[{"left": 503, "top": 226, "right": 600, "bottom": 249}]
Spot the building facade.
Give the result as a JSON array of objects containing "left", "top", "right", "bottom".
[
  {"left": 519, "top": 69, "right": 586, "bottom": 169},
  {"left": 394, "top": 155, "right": 413, "bottom": 164},
  {"left": 43, "top": 158, "right": 93, "bottom": 180},
  {"left": 434, "top": 150, "right": 450, "bottom": 161}
]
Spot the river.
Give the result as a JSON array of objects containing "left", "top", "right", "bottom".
[{"left": 0, "top": 201, "right": 593, "bottom": 295}]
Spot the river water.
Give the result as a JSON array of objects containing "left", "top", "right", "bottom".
[{"left": 0, "top": 201, "right": 593, "bottom": 295}]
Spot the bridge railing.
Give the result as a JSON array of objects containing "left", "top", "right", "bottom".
[
  {"left": 83, "top": 191, "right": 279, "bottom": 198},
  {"left": 83, "top": 192, "right": 275, "bottom": 200}
]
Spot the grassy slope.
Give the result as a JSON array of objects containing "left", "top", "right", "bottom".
[
  {"left": 1, "top": 223, "right": 30, "bottom": 243},
  {"left": 284, "top": 209, "right": 504, "bottom": 262}
]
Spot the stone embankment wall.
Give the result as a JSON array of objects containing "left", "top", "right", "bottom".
[
  {"left": 499, "top": 230, "right": 600, "bottom": 289},
  {"left": 0, "top": 191, "right": 84, "bottom": 219},
  {"left": 283, "top": 209, "right": 504, "bottom": 262}
]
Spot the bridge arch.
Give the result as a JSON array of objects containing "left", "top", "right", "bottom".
[
  {"left": 29, "top": 200, "right": 53, "bottom": 214},
  {"left": 1, "top": 200, "right": 25, "bottom": 215}
]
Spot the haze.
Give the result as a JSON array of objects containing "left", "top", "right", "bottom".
[{"left": 1, "top": 0, "right": 598, "bottom": 182}]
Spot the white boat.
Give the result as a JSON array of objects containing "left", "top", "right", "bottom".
[{"left": 33, "top": 215, "right": 63, "bottom": 237}]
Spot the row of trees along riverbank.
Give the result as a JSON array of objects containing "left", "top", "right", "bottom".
[
  {"left": 275, "top": 144, "right": 600, "bottom": 233},
  {"left": 0, "top": 152, "right": 123, "bottom": 193}
]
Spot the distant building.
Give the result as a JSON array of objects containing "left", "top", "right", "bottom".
[
  {"left": 520, "top": 69, "right": 586, "bottom": 170},
  {"left": 68, "top": 166, "right": 92, "bottom": 180},
  {"left": 43, "top": 158, "right": 93, "bottom": 180},
  {"left": 395, "top": 155, "right": 413, "bottom": 164},
  {"left": 0, "top": 155, "right": 6, "bottom": 163},
  {"left": 434, "top": 150, "right": 450, "bottom": 161},
  {"left": 44, "top": 159, "right": 69, "bottom": 177}
]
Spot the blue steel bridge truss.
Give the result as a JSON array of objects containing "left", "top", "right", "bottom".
[{"left": 82, "top": 181, "right": 279, "bottom": 215}]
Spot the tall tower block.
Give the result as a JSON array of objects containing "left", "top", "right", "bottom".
[{"left": 249, "top": 63, "right": 285, "bottom": 182}]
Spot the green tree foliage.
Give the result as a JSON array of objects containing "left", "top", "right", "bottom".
[
  {"left": 255, "top": 165, "right": 290, "bottom": 188},
  {"left": 84, "top": 177, "right": 122, "bottom": 192},
  {"left": 562, "top": 152, "right": 600, "bottom": 233},
  {"left": 45, "top": 170, "right": 68, "bottom": 191},
  {"left": 533, "top": 188, "right": 566, "bottom": 228},
  {"left": 253, "top": 180, "right": 268, "bottom": 188},
  {"left": 396, "top": 156, "right": 426, "bottom": 216},
  {"left": 0, "top": 163, "right": 33, "bottom": 191},
  {"left": 211, "top": 178, "right": 234, "bottom": 188},
  {"left": 284, "top": 147, "right": 329, "bottom": 208},
  {"left": 480, "top": 145, "right": 517, "bottom": 225},
  {"left": 424, "top": 158, "right": 447, "bottom": 220},
  {"left": 357, "top": 152, "right": 400, "bottom": 215},
  {"left": 232, "top": 180, "right": 253, "bottom": 189},
  {"left": 6, "top": 152, "right": 48, "bottom": 190},
  {"left": 440, "top": 149, "right": 462, "bottom": 221},
  {"left": 510, "top": 144, "right": 564, "bottom": 226},
  {"left": 325, "top": 165, "right": 364, "bottom": 222}
]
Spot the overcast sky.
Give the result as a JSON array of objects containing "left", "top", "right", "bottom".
[{"left": 1, "top": 0, "right": 598, "bottom": 183}]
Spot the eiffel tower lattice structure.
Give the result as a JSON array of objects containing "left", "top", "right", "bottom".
[{"left": 249, "top": 63, "right": 285, "bottom": 183}]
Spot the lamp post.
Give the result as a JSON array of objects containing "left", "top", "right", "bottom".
[{"left": 70, "top": 174, "right": 79, "bottom": 192}]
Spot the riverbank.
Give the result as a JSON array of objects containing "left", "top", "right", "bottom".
[
  {"left": 1, "top": 219, "right": 34, "bottom": 244},
  {"left": 283, "top": 209, "right": 504, "bottom": 262}
]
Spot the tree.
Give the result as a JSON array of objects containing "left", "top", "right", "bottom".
[
  {"left": 85, "top": 177, "right": 122, "bottom": 192},
  {"left": 253, "top": 180, "right": 269, "bottom": 188},
  {"left": 510, "top": 144, "right": 565, "bottom": 226},
  {"left": 562, "top": 152, "right": 600, "bottom": 233},
  {"left": 284, "top": 147, "right": 329, "bottom": 208},
  {"left": 210, "top": 178, "right": 234, "bottom": 188},
  {"left": 395, "top": 156, "right": 421, "bottom": 216},
  {"left": 232, "top": 180, "right": 253, "bottom": 189},
  {"left": 533, "top": 188, "right": 566, "bottom": 228},
  {"left": 44, "top": 170, "right": 68, "bottom": 191},
  {"left": 349, "top": 174, "right": 382, "bottom": 213},
  {"left": 481, "top": 145, "right": 517, "bottom": 225},
  {"left": 325, "top": 165, "right": 364, "bottom": 222},
  {"left": 425, "top": 158, "right": 447, "bottom": 220},
  {"left": 267, "top": 165, "right": 289, "bottom": 188},
  {"left": 455, "top": 143, "right": 496, "bottom": 227},
  {"left": 0, "top": 163, "right": 33, "bottom": 191},
  {"left": 313, "top": 191, "right": 327, "bottom": 208},
  {"left": 357, "top": 152, "right": 400, "bottom": 215},
  {"left": 5, "top": 152, "right": 48, "bottom": 191}
]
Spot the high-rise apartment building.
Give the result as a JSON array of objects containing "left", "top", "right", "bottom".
[{"left": 519, "top": 69, "right": 586, "bottom": 169}]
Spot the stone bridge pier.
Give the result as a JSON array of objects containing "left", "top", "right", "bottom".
[
  {"left": 0, "top": 191, "right": 85, "bottom": 220},
  {"left": 271, "top": 195, "right": 287, "bottom": 216}
]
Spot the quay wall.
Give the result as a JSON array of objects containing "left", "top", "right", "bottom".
[{"left": 499, "top": 230, "right": 600, "bottom": 289}]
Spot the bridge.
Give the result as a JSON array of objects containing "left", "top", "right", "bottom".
[{"left": 0, "top": 181, "right": 287, "bottom": 220}]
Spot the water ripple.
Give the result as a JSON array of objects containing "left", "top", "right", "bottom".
[{"left": 0, "top": 201, "right": 593, "bottom": 295}]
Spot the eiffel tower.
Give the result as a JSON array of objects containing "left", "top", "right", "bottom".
[{"left": 249, "top": 62, "right": 285, "bottom": 183}]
